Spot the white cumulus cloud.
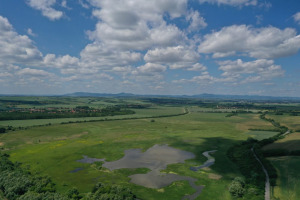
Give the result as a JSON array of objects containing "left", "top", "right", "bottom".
[
  {"left": 187, "top": 63, "right": 207, "bottom": 71},
  {"left": 27, "top": 0, "right": 63, "bottom": 20},
  {"left": 80, "top": 43, "right": 141, "bottom": 69},
  {"left": 186, "top": 10, "right": 207, "bottom": 32},
  {"left": 86, "top": 0, "right": 188, "bottom": 51},
  {"left": 199, "top": 0, "right": 257, "bottom": 7},
  {"left": 0, "top": 16, "right": 42, "bottom": 64},
  {"left": 16, "top": 68, "right": 54, "bottom": 77},
  {"left": 198, "top": 25, "right": 300, "bottom": 59},
  {"left": 218, "top": 59, "right": 284, "bottom": 83},
  {"left": 293, "top": 12, "right": 300, "bottom": 25},
  {"left": 144, "top": 46, "right": 200, "bottom": 69},
  {"left": 132, "top": 63, "right": 166, "bottom": 76}
]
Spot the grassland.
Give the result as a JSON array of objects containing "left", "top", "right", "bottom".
[
  {"left": 0, "top": 109, "right": 273, "bottom": 200},
  {"left": 269, "top": 156, "right": 300, "bottom": 200},
  {"left": 246, "top": 131, "right": 279, "bottom": 141}
]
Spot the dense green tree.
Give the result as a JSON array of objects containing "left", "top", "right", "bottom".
[
  {"left": 0, "top": 127, "right": 5, "bottom": 133},
  {"left": 85, "top": 182, "right": 136, "bottom": 200},
  {"left": 67, "top": 188, "right": 82, "bottom": 200},
  {"left": 229, "top": 177, "right": 246, "bottom": 197},
  {"left": 18, "top": 191, "right": 68, "bottom": 200}
]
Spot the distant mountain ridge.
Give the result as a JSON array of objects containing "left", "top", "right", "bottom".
[
  {"left": 64, "top": 92, "right": 136, "bottom": 97},
  {"left": 63, "top": 92, "right": 300, "bottom": 101}
]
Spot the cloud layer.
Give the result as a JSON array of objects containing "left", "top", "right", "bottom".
[{"left": 0, "top": 0, "right": 299, "bottom": 96}]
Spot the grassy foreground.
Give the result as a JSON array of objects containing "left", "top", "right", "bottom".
[
  {"left": 269, "top": 156, "right": 300, "bottom": 200},
  {"left": 0, "top": 109, "right": 275, "bottom": 200}
]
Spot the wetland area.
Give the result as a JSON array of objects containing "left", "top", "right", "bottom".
[{"left": 76, "top": 144, "right": 217, "bottom": 199}]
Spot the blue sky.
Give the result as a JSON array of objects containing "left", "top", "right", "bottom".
[{"left": 0, "top": 0, "right": 300, "bottom": 96}]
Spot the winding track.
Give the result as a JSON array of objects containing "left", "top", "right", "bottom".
[{"left": 251, "top": 147, "right": 270, "bottom": 200}]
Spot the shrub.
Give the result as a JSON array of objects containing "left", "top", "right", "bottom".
[{"left": 229, "top": 177, "right": 246, "bottom": 197}]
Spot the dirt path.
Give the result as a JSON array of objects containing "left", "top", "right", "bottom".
[
  {"left": 251, "top": 147, "right": 270, "bottom": 200},
  {"left": 282, "top": 130, "right": 290, "bottom": 136}
]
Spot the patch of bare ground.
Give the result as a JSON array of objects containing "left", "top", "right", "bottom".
[
  {"left": 70, "top": 131, "right": 88, "bottom": 139},
  {"left": 0, "top": 142, "right": 4, "bottom": 146},
  {"left": 208, "top": 173, "right": 222, "bottom": 180},
  {"left": 55, "top": 131, "right": 89, "bottom": 141},
  {"left": 201, "top": 167, "right": 211, "bottom": 171}
]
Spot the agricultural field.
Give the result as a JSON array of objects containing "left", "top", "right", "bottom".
[{"left": 269, "top": 156, "right": 300, "bottom": 200}]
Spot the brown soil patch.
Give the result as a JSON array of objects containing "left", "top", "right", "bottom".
[
  {"left": 0, "top": 142, "right": 4, "bottom": 146},
  {"left": 55, "top": 131, "right": 89, "bottom": 141},
  {"left": 70, "top": 131, "right": 88, "bottom": 139},
  {"left": 236, "top": 121, "right": 272, "bottom": 132},
  {"left": 208, "top": 173, "right": 222, "bottom": 180},
  {"left": 201, "top": 167, "right": 211, "bottom": 171}
]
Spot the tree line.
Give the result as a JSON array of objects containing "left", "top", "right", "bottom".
[{"left": 0, "top": 107, "right": 135, "bottom": 121}]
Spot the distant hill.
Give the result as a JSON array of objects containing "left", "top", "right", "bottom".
[
  {"left": 63, "top": 92, "right": 300, "bottom": 101},
  {"left": 63, "top": 92, "right": 136, "bottom": 97}
]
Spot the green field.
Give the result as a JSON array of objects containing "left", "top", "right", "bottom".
[
  {"left": 0, "top": 110, "right": 272, "bottom": 200},
  {"left": 269, "top": 156, "right": 300, "bottom": 200},
  {"left": 246, "top": 131, "right": 279, "bottom": 141},
  {"left": 0, "top": 106, "right": 185, "bottom": 128}
]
